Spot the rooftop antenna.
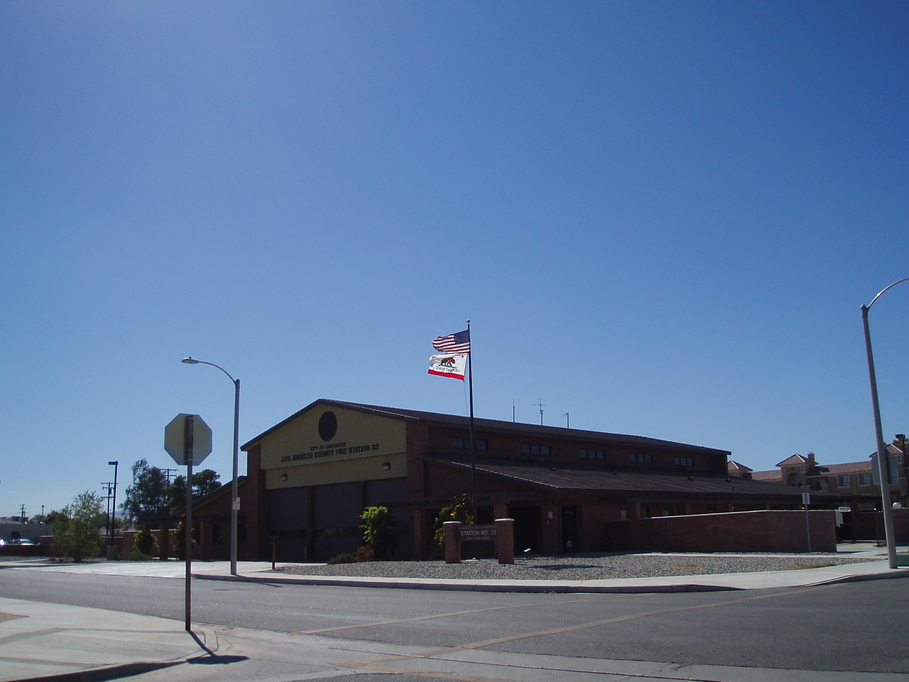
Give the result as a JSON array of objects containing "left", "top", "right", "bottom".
[
  {"left": 563, "top": 412, "right": 569, "bottom": 428},
  {"left": 535, "top": 398, "right": 545, "bottom": 425},
  {"left": 512, "top": 399, "right": 516, "bottom": 422}
]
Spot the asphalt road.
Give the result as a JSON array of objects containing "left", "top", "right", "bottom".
[{"left": 1, "top": 568, "right": 907, "bottom": 676}]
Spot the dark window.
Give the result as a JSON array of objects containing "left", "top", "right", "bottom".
[
  {"left": 631, "top": 453, "right": 652, "bottom": 464},
  {"left": 674, "top": 457, "right": 693, "bottom": 467},
  {"left": 580, "top": 449, "right": 604, "bottom": 460},
  {"left": 521, "top": 443, "right": 551, "bottom": 456},
  {"left": 454, "top": 438, "right": 488, "bottom": 450}
]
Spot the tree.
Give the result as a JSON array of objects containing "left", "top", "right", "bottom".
[
  {"left": 433, "top": 494, "right": 474, "bottom": 549},
  {"left": 122, "top": 459, "right": 169, "bottom": 523},
  {"left": 166, "top": 469, "right": 221, "bottom": 511},
  {"left": 51, "top": 491, "right": 106, "bottom": 562},
  {"left": 360, "top": 506, "right": 401, "bottom": 560}
]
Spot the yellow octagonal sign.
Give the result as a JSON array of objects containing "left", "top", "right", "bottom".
[{"left": 164, "top": 413, "right": 213, "bottom": 466}]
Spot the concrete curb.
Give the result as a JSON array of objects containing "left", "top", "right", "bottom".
[
  {"left": 195, "top": 564, "right": 909, "bottom": 594},
  {"left": 198, "top": 572, "right": 741, "bottom": 593}
]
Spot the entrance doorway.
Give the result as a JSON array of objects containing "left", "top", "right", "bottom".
[{"left": 561, "top": 505, "right": 578, "bottom": 552}]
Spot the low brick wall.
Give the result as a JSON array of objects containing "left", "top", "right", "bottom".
[
  {"left": 605, "top": 510, "right": 836, "bottom": 553},
  {"left": 848, "top": 509, "right": 909, "bottom": 543}
]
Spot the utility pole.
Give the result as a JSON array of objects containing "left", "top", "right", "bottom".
[
  {"left": 108, "top": 461, "right": 119, "bottom": 549},
  {"left": 101, "top": 481, "right": 114, "bottom": 542}
]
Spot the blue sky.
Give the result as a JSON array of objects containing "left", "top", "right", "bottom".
[{"left": 2, "top": 1, "right": 907, "bottom": 518}]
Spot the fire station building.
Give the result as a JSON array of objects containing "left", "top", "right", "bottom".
[{"left": 226, "top": 399, "right": 824, "bottom": 563}]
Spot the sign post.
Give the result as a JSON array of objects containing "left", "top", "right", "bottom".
[{"left": 164, "top": 413, "right": 212, "bottom": 632}]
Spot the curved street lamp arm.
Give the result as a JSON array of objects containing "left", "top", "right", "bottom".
[
  {"left": 182, "top": 357, "right": 237, "bottom": 384},
  {"left": 865, "top": 277, "right": 909, "bottom": 311}
]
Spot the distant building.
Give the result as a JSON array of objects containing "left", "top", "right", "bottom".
[{"left": 737, "top": 444, "right": 908, "bottom": 510}]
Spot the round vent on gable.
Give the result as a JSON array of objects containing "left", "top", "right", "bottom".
[{"left": 318, "top": 411, "right": 338, "bottom": 442}]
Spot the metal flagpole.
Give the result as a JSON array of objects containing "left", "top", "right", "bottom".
[{"left": 467, "top": 320, "right": 477, "bottom": 522}]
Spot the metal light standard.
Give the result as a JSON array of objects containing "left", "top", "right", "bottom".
[
  {"left": 182, "top": 357, "right": 240, "bottom": 576},
  {"left": 861, "top": 277, "right": 909, "bottom": 569},
  {"left": 897, "top": 434, "right": 908, "bottom": 508}
]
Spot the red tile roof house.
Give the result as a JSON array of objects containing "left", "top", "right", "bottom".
[{"left": 734, "top": 447, "right": 909, "bottom": 542}]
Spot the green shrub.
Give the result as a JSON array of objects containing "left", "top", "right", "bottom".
[
  {"left": 433, "top": 494, "right": 474, "bottom": 549},
  {"left": 132, "top": 529, "right": 159, "bottom": 556},
  {"left": 117, "top": 549, "right": 152, "bottom": 562},
  {"left": 359, "top": 506, "right": 401, "bottom": 560},
  {"left": 327, "top": 552, "right": 358, "bottom": 564}
]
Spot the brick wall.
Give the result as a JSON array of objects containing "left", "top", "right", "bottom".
[
  {"left": 848, "top": 508, "right": 909, "bottom": 543},
  {"left": 606, "top": 510, "right": 836, "bottom": 553}
]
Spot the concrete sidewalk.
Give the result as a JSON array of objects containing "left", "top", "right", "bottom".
[
  {"left": 1, "top": 543, "right": 907, "bottom": 682},
  {"left": 0, "top": 597, "right": 215, "bottom": 682}
]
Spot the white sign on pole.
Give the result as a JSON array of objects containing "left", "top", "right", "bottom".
[{"left": 164, "top": 413, "right": 212, "bottom": 466}]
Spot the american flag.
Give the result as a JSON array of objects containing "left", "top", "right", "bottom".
[{"left": 432, "top": 329, "right": 470, "bottom": 354}]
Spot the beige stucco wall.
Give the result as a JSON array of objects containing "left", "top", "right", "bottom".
[{"left": 258, "top": 404, "right": 407, "bottom": 488}]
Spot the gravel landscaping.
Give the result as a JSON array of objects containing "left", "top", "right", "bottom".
[{"left": 273, "top": 553, "right": 878, "bottom": 582}]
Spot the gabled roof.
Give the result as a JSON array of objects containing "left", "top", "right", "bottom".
[
  {"left": 425, "top": 455, "right": 841, "bottom": 500},
  {"left": 727, "top": 460, "right": 752, "bottom": 473},
  {"left": 751, "top": 470, "right": 783, "bottom": 482},
  {"left": 776, "top": 453, "right": 811, "bottom": 468},
  {"left": 242, "top": 398, "right": 731, "bottom": 456}
]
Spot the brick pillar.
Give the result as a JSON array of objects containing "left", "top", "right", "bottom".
[
  {"left": 495, "top": 518, "right": 514, "bottom": 564},
  {"left": 444, "top": 521, "right": 461, "bottom": 564},
  {"left": 158, "top": 525, "right": 170, "bottom": 561},
  {"left": 197, "top": 521, "right": 209, "bottom": 561},
  {"left": 413, "top": 509, "right": 430, "bottom": 560},
  {"left": 493, "top": 503, "right": 509, "bottom": 520},
  {"left": 244, "top": 445, "right": 268, "bottom": 561},
  {"left": 629, "top": 502, "right": 642, "bottom": 551}
]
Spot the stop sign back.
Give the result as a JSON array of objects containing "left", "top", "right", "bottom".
[{"left": 164, "top": 413, "right": 212, "bottom": 466}]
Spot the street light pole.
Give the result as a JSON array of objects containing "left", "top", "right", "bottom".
[
  {"left": 897, "top": 434, "right": 908, "bottom": 508},
  {"left": 182, "top": 357, "right": 241, "bottom": 576},
  {"left": 861, "top": 277, "right": 909, "bottom": 569}
]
